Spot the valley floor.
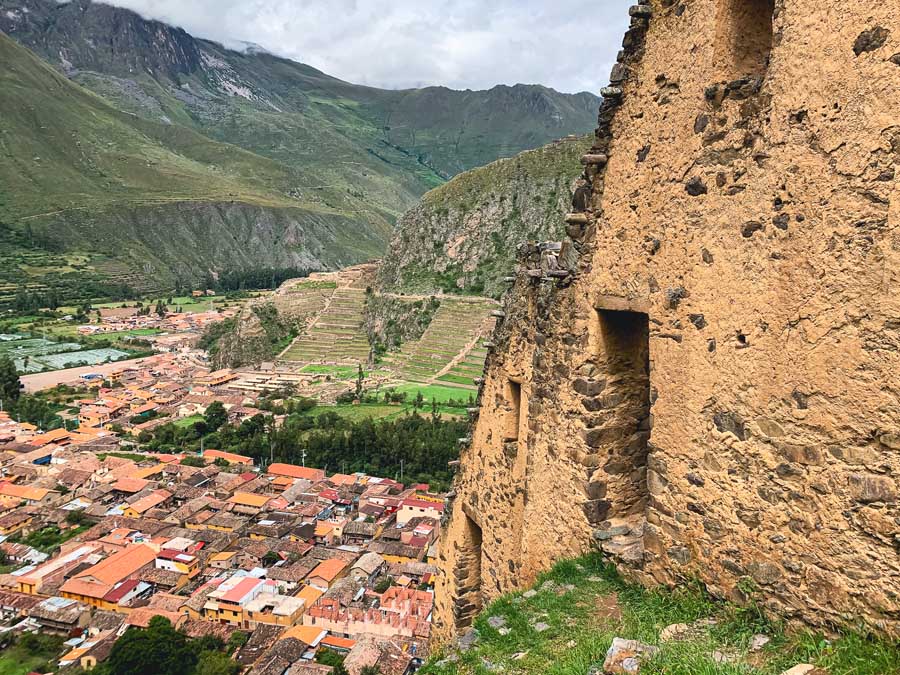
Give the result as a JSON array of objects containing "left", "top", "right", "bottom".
[{"left": 423, "top": 554, "right": 900, "bottom": 675}]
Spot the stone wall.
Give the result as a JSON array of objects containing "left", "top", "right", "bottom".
[{"left": 435, "top": 0, "right": 900, "bottom": 643}]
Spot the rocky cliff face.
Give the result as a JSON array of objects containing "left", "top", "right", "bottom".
[
  {"left": 363, "top": 293, "right": 441, "bottom": 354},
  {"left": 436, "top": 0, "right": 900, "bottom": 644},
  {"left": 378, "top": 136, "right": 591, "bottom": 298}
]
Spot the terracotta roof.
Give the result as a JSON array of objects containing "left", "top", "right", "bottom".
[
  {"left": 125, "top": 489, "right": 171, "bottom": 514},
  {"left": 295, "top": 585, "right": 323, "bottom": 609},
  {"left": 279, "top": 624, "right": 326, "bottom": 647},
  {"left": 203, "top": 449, "right": 254, "bottom": 465},
  {"left": 228, "top": 491, "right": 270, "bottom": 508},
  {"left": 112, "top": 477, "right": 150, "bottom": 494},
  {"left": 267, "top": 463, "right": 325, "bottom": 481},
  {"left": 0, "top": 482, "right": 53, "bottom": 502},
  {"left": 307, "top": 558, "right": 347, "bottom": 583},
  {"left": 128, "top": 464, "right": 166, "bottom": 480},
  {"left": 60, "top": 544, "right": 157, "bottom": 599}
]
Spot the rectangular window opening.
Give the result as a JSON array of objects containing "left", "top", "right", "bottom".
[{"left": 454, "top": 513, "right": 483, "bottom": 629}]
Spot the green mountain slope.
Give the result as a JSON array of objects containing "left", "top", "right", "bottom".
[
  {"left": 0, "top": 0, "right": 597, "bottom": 178},
  {"left": 0, "top": 0, "right": 599, "bottom": 304},
  {"left": 0, "top": 31, "right": 386, "bottom": 303},
  {"left": 378, "top": 135, "right": 591, "bottom": 298}
]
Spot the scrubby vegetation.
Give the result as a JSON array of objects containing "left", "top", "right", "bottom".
[{"left": 424, "top": 554, "right": 900, "bottom": 675}]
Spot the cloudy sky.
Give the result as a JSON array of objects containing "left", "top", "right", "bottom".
[{"left": 100, "top": 0, "right": 632, "bottom": 94}]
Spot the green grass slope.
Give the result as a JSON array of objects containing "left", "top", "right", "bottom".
[{"left": 424, "top": 555, "right": 900, "bottom": 675}]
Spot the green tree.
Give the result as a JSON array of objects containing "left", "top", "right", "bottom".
[
  {"left": 65, "top": 509, "right": 90, "bottom": 526},
  {"left": 360, "top": 667, "right": 382, "bottom": 675},
  {"left": 195, "top": 651, "right": 239, "bottom": 675},
  {"left": 204, "top": 401, "right": 228, "bottom": 432},
  {"left": 315, "top": 649, "right": 349, "bottom": 675},
  {"left": 102, "top": 616, "right": 197, "bottom": 675},
  {"left": 0, "top": 355, "right": 21, "bottom": 407},
  {"left": 225, "top": 631, "right": 248, "bottom": 655},
  {"left": 355, "top": 364, "right": 364, "bottom": 400}
]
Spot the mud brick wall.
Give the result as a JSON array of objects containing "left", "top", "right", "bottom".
[{"left": 435, "top": 0, "right": 900, "bottom": 644}]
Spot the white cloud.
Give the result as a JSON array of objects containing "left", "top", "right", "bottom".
[{"left": 98, "top": 0, "right": 632, "bottom": 93}]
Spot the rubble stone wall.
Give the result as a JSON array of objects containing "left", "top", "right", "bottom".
[{"left": 435, "top": 0, "right": 900, "bottom": 643}]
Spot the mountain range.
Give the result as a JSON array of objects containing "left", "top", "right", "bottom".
[{"left": 0, "top": 0, "right": 598, "bottom": 304}]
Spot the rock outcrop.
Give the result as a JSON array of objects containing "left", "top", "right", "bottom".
[{"left": 436, "top": 0, "right": 900, "bottom": 644}]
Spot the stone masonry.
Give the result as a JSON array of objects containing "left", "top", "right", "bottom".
[{"left": 434, "top": 0, "right": 900, "bottom": 643}]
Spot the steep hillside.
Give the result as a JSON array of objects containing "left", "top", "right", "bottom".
[
  {"left": 0, "top": 31, "right": 388, "bottom": 302},
  {"left": 0, "top": 0, "right": 598, "bottom": 202},
  {"left": 378, "top": 135, "right": 591, "bottom": 298}
]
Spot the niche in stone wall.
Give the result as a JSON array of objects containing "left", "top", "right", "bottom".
[
  {"left": 503, "top": 379, "right": 523, "bottom": 442},
  {"left": 454, "top": 512, "right": 483, "bottom": 629},
  {"left": 714, "top": 0, "right": 775, "bottom": 80},
  {"left": 595, "top": 308, "right": 651, "bottom": 515}
]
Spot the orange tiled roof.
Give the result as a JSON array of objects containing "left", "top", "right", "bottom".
[
  {"left": 228, "top": 492, "right": 270, "bottom": 508},
  {"left": 308, "top": 558, "right": 347, "bottom": 583},
  {"left": 125, "top": 489, "right": 171, "bottom": 514},
  {"left": 0, "top": 482, "right": 53, "bottom": 501},
  {"left": 203, "top": 449, "right": 254, "bottom": 465},
  {"left": 128, "top": 464, "right": 165, "bottom": 480},
  {"left": 60, "top": 544, "right": 157, "bottom": 598},
  {"left": 267, "top": 463, "right": 324, "bottom": 481},
  {"left": 112, "top": 477, "right": 150, "bottom": 494}
]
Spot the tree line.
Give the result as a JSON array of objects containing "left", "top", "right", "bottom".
[{"left": 141, "top": 401, "right": 465, "bottom": 488}]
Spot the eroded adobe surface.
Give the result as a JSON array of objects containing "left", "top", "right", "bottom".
[{"left": 435, "top": 0, "right": 900, "bottom": 643}]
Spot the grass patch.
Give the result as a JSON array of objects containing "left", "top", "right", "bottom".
[
  {"left": 14, "top": 524, "right": 90, "bottom": 553},
  {"left": 392, "top": 383, "right": 476, "bottom": 407},
  {"left": 97, "top": 451, "right": 149, "bottom": 462},
  {"left": 173, "top": 415, "right": 204, "bottom": 428},
  {"left": 422, "top": 554, "right": 900, "bottom": 675},
  {"left": 0, "top": 633, "right": 65, "bottom": 675},
  {"left": 299, "top": 364, "right": 363, "bottom": 379}
]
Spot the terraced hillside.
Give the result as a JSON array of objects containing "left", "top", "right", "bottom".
[
  {"left": 279, "top": 287, "right": 371, "bottom": 365},
  {"left": 384, "top": 298, "right": 498, "bottom": 390}
]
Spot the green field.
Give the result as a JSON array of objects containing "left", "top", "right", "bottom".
[
  {"left": 300, "top": 364, "right": 364, "bottom": 379},
  {"left": 392, "top": 383, "right": 476, "bottom": 406}
]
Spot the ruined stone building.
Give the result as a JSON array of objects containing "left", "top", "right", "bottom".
[{"left": 435, "top": 0, "right": 900, "bottom": 642}]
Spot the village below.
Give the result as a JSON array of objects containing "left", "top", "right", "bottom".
[{"left": 0, "top": 261, "right": 496, "bottom": 675}]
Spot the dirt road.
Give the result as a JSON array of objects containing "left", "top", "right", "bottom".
[{"left": 20, "top": 357, "right": 154, "bottom": 393}]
